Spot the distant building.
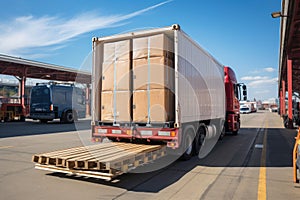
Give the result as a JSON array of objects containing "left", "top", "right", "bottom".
[{"left": 262, "top": 98, "right": 278, "bottom": 110}]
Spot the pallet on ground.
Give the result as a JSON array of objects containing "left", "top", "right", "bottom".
[{"left": 32, "top": 142, "right": 166, "bottom": 180}]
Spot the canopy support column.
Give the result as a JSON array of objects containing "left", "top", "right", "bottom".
[{"left": 287, "top": 59, "right": 293, "bottom": 128}]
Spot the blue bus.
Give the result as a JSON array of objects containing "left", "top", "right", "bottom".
[{"left": 29, "top": 82, "right": 86, "bottom": 123}]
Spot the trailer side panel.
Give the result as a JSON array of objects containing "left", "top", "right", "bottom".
[{"left": 176, "top": 31, "right": 225, "bottom": 124}]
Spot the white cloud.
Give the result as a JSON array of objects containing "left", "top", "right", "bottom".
[
  {"left": 247, "top": 77, "right": 278, "bottom": 87},
  {"left": 253, "top": 90, "right": 271, "bottom": 94},
  {"left": 241, "top": 75, "right": 278, "bottom": 88},
  {"left": 241, "top": 76, "right": 269, "bottom": 81},
  {"left": 263, "top": 67, "right": 276, "bottom": 72},
  {"left": 240, "top": 74, "right": 279, "bottom": 100},
  {"left": 249, "top": 67, "right": 276, "bottom": 74},
  {"left": 0, "top": 1, "right": 171, "bottom": 57}
]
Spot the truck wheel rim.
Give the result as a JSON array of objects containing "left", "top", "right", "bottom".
[{"left": 185, "top": 136, "right": 193, "bottom": 155}]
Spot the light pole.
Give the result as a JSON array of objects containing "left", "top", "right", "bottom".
[{"left": 271, "top": 11, "right": 288, "bottom": 18}]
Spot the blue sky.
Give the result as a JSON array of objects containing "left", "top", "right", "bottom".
[{"left": 0, "top": 0, "right": 281, "bottom": 101}]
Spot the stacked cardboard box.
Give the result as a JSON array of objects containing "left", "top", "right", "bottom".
[
  {"left": 133, "top": 89, "right": 174, "bottom": 123},
  {"left": 133, "top": 57, "right": 174, "bottom": 90},
  {"left": 101, "top": 91, "right": 131, "bottom": 122},
  {"left": 100, "top": 34, "right": 175, "bottom": 123},
  {"left": 101, "top": 40, "right": 131, "bottom": 122},
  {"left": 132, "top": 34, "right": 174, "bottom": 123},
  {"left": 102, "top": 60, "right": 130, "bottom": 91},
  {"left": 132, "top": 34, "right": 173, "bottom": 60}
]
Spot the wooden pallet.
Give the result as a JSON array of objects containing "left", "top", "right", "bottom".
[{"left": 32, "top": 142, "right": 166, "bottom": 180}]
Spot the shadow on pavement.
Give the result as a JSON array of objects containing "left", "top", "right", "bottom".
[
  {"left": 0, "top": 119, "right": 91, "bottom": 138},
  {"left": 45, "top": 127, "right": 298, "bottom": 193}
]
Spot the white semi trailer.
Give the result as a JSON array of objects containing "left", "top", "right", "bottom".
[{"left": 91, "top": 24, "right": 227, "bottom": 160}]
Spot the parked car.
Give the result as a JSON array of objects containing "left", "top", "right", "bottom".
[
  {"left": 240, "top": 107, "right": 251, "bottom": 114},
  {"left": 269, "top": 107, "right": 278, "bottom": 112}
]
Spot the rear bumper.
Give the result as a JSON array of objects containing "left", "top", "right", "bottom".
[
  {"left": 30, "top": 112, "right": 55, "bottom": 120},
  {"left": 92, "top": 125, "right": 180, "bottom": 148}
]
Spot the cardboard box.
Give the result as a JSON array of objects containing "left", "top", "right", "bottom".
[
  {"left": 133, "top": 89, "right": 174, "bottom": 123},
  {"left": 102, "top": 60, "right": 131, "bottom": 91},
  {"left": 103, "top": 40, "right": 130, "bottom": 62},
  {"left": 101, "top": 91, "right": 131, "bottom": 122},
  {"left": 133, "top": 57, "right": 174, "bottom": 90},
  {"left": 133, "top": 34, "right": 173, "bottom": 60}
]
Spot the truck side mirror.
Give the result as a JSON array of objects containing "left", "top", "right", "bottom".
[
  {"left": 237, "top": 83, "right": 247, "bottom": 101},
  {"left": 242, "top": 85, "right": 247, "bottom": 100}
]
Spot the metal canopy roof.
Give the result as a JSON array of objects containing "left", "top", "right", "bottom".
[
  {"left": 0, "top": 54, "right": 91, "bottom": 84},
  {"left": 279, "top": 0, "right": 300, "bottom": 94}
]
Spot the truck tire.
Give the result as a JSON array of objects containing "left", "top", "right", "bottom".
[
  {"left": 64, "top": 110, "right": 74, "bottom": 123},
  {"left": 181, "top": 130, "right": 194, "bottom": 161},
  {"left": 232, "top": 130, "right": 238, "bottom": 135},
  {"left": 194, "top": 126, "right": 206, "bottom": 155},
  {"left": 219, "top": 124, "right": 226, "bottom": 140},
  {"left": 232, "top": 121, "right": 240, "bottom": 135}
]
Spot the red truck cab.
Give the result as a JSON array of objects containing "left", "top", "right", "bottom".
[{"left": 224, "top": 66, "right": 245, "bottom": 135}]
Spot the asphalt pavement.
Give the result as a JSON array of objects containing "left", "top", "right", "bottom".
[{"left": 0, "top": 111, "right": 299, "bottom": 200}]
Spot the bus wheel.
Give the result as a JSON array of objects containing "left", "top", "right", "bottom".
[{"left": 64, "top": 110, "right": 74, "bottom": 123}]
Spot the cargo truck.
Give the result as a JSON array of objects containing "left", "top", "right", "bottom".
[
  {"left": 91, "top": 24, "right": 246, "bottom": 160},
  {"left": 32, "top": 25, "right": 247, "bottom": 180}
]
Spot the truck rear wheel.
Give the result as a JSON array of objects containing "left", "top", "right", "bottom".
[
  {"left": 181, "top": 130, "right": 194, "bottom": 160},
  {"left": 219, "top": 124, "right": 226, "bottom": 140},
  {"left": 194, "top": 126, "right": 206, "bottom": 155}
]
